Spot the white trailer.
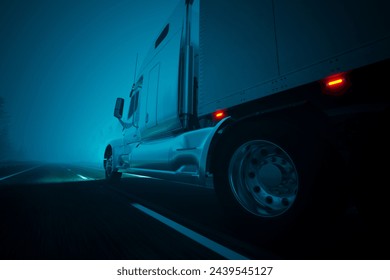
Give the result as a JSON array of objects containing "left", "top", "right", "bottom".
[{"left": 104, "top": 0, "right": 390, "bottom": 232}]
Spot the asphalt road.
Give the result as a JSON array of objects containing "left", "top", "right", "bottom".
[{"left": 0, "top": 162, "right": 387, "bottom": 260}]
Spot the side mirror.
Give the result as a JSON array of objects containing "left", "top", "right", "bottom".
[{"left": 114, "top": 98, "right": 124, "bottom": 119}]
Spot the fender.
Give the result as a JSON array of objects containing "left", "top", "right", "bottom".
[{"left": 198, "top": 117, "right": 234, "bottom": 187}]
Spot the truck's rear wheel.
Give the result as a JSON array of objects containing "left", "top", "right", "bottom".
[
  {"left": 228, "top": 139, "right": 298, "bottom": 218},
  {"left": 213, "top": 121, "right": 346, "bottom": 235}
]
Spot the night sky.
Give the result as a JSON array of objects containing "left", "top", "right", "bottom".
[{"left": 0, "top": 0, "right": 180, "bottom": 164}]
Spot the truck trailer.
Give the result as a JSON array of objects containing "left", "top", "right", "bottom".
[{"left": 104, "top": 0, "right": 390, "bottom": 232}]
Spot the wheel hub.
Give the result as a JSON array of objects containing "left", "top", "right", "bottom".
[
  {"left": 257, "top": 163, "right": 282, "bottom": 189},
  {"left": 228, "top": 140, "right": 299, "bottom": 218}
]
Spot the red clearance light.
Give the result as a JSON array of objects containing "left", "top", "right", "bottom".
[
  {"left": 327, "top": 78, "right": 344, "bottom": 87},
  {"left": 322, "top": 73, "right": 350, "bottom": 96},
  {"left": 213, "top": 110, "right": 227, "bottom": 120}
]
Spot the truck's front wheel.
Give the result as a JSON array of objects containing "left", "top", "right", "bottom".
[
  {"left": 104, "top": 154, "right": 122, "bottom": 183},
  {"left": 213, "top": 121, "right": 345, "bottom": 235}
]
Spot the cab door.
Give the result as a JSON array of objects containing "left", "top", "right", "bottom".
[{"left": 145, "top": 63, "right": 159, "bottom": 129}]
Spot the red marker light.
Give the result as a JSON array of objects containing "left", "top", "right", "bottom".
[
  {"left": 322, "top": 73, "right": 350, "bottom": 96},
  {"left": 213, "top": 110, "right": 227, "bottom": 120},
  {"left": 327, "top": 78, "right": 344, "bottom": 87},
  {"left": 215, "top": 112, "right": 224, "bottom": 118}
]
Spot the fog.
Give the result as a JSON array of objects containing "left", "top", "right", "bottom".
[{"left": 0, "top": 0, "right": 180, "bottom": 165}]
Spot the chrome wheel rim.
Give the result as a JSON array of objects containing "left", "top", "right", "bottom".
[{"left": 228, "top": 140, "right": 299, "bottom": 217}]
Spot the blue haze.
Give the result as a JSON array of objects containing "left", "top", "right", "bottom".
[{"left": 0, "top": 0, "right": 180, "bottom": 164}]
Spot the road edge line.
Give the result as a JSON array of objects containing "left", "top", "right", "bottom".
[
  {"left": 0, "top": 165, "right": 42, "bottom": 181},
  {"left": 131, "top": 202, "right": 249, "bottom": 260}
]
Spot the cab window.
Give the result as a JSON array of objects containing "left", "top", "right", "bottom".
[{"left": 127, "top": 92, "right": 139, "bottom": 120}]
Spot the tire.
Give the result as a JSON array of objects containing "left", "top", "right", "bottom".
[
  {"left": 352, "top": 109, "right": 390, "bottom": 238},
  {"left": 213, "top": 120, "right": 346, "bottom": 236},
  {"left": 105, "top": 154, "right": 122, "bottom": 183}
]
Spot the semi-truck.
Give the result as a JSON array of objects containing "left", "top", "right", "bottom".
[{"left": 104, "top": 0, "right": 390, "bottom": 232}]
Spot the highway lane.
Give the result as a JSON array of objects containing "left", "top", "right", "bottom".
[
  {"left": 0, "top": 163, "right": 256, "bottom": 260},
  {"left": 0, "top": 162, "right": 386, "bottom": 259}
]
